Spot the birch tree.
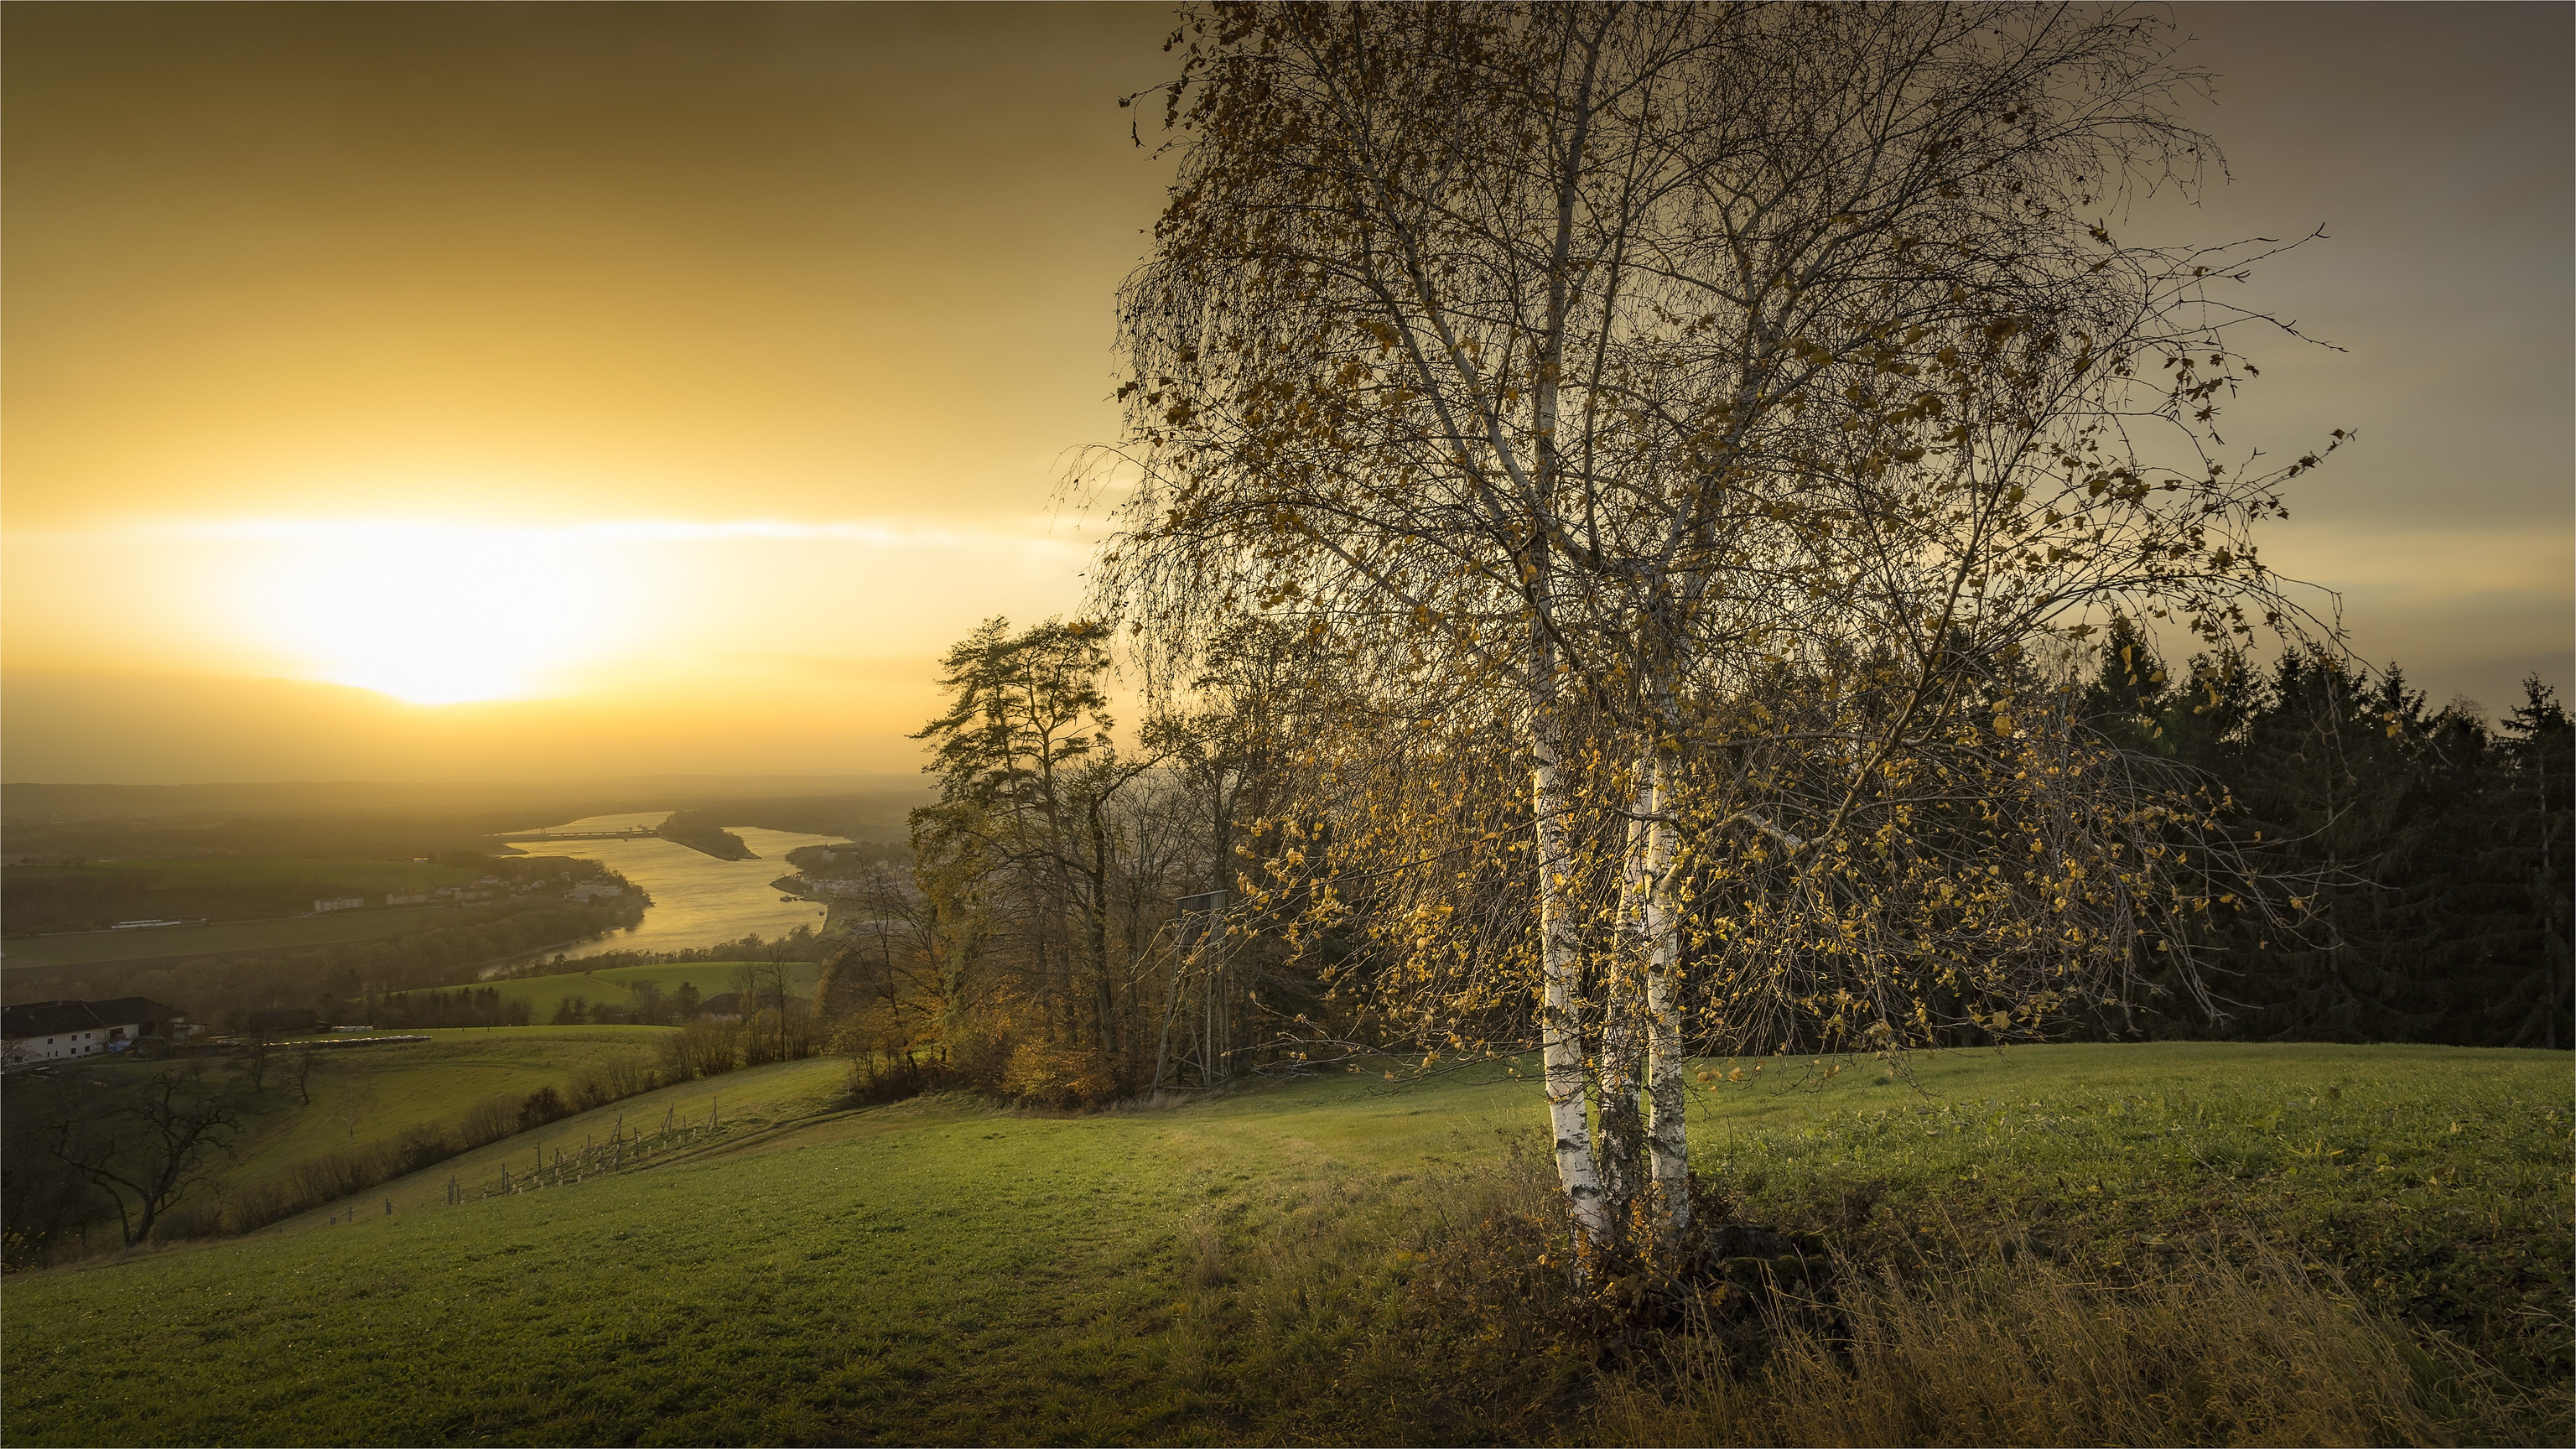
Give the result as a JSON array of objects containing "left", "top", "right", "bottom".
[{"left": 1098, "top": 1, "right": 2329, "bottom": 1271}]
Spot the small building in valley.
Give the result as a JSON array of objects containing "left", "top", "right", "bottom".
[
  {"left": 314, "top": 896, "right": 365, "bottom": 912},
  {"left": 3, "top": 996, "right": 192, "bottom": 1067}
]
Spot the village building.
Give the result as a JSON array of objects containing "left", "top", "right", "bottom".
[{"left": 2, "top": 997, "right": 192, "bottom": 1067}]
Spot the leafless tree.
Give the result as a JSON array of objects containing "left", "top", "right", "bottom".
[{"left": 43, "top": 1066, "right": 247, "bottom": 1245}]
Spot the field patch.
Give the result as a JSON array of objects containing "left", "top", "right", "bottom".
[
  {"left": 4, "top": 857, "right": 483, "bottom": 891},
  {"left": 2, "top": 904, "right": 473, "bottom": 969},
  {"left": 3, "top": 1042, "right": 2566, "bottom": 1446},
  {"left": 485, "top": 961, "right": 821, "bottom": 1021},
  {"left": 27, "top": 1026, "right": 680, "bottom": 1238},
  {"left": 270, "top": 1055, "right": 860, "bottom": 1227}
]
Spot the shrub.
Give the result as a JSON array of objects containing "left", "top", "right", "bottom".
[
  {"left": 392, "top": 1123, "right": 459, "bottom": 1174},
  {"left": 654, "top": 1029, "right": 693, "bottom": 1083},
  {"left": 679, "top": 1020, "right": 741, "bottom": 1078},
  {"left": 569, "top": 1055, "right": 655, "bottom": 1110},
  {"left": 845, "top": 1052, "right": 948, "bottom": 1105},
  {"left": 1000, "top": 1040, "right": 1120, "bottom": 1110},
  {"left": 942, "top": 1029, "right": 1015, "bottom": 1095},
  {"left": 517, "top": 1087, "right": 568, "bottom": 1130},
  {"left": 460, "top": 1094, "right": 518, "bottom": 1146}
]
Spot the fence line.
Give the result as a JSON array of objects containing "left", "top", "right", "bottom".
[{"left": 461, "top": 1093, "right": 728, "bottom": 1202}]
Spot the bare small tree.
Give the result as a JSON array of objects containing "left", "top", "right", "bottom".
[
  {"left": 43, "top": 1066, "right": 246, "bottom": 1245},
  {"left": 287, "top": 1043, "right": 321, "bottom": 1106},
  {"left": 331, "top": 1082, "right": 376, "bottom": 1144}
]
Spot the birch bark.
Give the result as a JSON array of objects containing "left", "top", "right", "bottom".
[
  {"left": 1639, "top": 751, "right": 1690, "bottom": 1240},
  {"left": 1530, "top": 629, "right": 1611, "bottom": 1250}
]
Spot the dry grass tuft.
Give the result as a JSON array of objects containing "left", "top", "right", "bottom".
[
  {"left": 1189, "top": 1216, "right": 1230, "bottom": 1287},
  {"left": 1593, "top": 1233, "right": 2563, "bottom": 1447}
]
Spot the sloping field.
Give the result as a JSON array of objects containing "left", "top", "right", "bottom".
[
  {"left": 148, "top": 1027, "right": 675, "bottom": 1233},
  {"left": 4, "top": 1043, "right": 2568, "bottom": 1446},
  {"left": 1, "top": 904, "right": 467, "bottom": 969},
  {"left": 484, "top": 960, "right": 821, "bottom": 1021},
  {"left": 265, "top": 1053, "right": 853, "bottom": 1229},
  {"left": 218, "top": 1028, "right": 674, "bottom": 1168}
]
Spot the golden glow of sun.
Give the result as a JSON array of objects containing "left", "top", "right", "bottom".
[{"left": 222, "top": 522, "right": 635, "bottom": 705}]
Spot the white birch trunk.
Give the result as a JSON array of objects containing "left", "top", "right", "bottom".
[
  {"left": 1531, "top": 663, "right": 1612, "bottom": 1251},
  {"left": 1639, "top": 750, "right": 1691, "bottom": 1241}
]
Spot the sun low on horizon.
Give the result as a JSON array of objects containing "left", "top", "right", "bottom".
[{"left": 214, "top": 519, "right": 631, "bottom": 706}]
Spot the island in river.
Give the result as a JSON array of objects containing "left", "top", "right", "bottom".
[{"left": 656, "top": 809, "right": 756, "bottom": 860}]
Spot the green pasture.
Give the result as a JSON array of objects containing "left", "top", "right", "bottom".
[
  {"left": 0, "top": 904, "right": 465, "bottom": 969},
  {"left": 484, "top": 961, "right": 822, "bottom": 1021},
  {"left": 266, "top": 1055, "right": 852, "bottom": 1230},
  {"left": 3, "top": 1042, "right": 2567, "bottom": 1446},
  {"left": 127, "top": 1028, "right": 674, "bottom": 1226},
  {"left": 229, "top": 1026, "right": 669, "bottom": 1156}
]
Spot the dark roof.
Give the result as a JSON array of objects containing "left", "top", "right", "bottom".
[
  {"left": 3, "top": 1000, "right": 104, "bottom": 1039},
  {"left": 697, "top": 992, "right": 744, "bottom": 1016},
  {"left": 86, "top": 997, "right": 186, "bottom": 1024}
]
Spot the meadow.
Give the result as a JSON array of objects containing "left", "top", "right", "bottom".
[
  {"left": 23, "top": 1027, "right": 681, "bottom": 1244},
  {"left": 3, "top": 1042, "right": 2566, "bottom": 1446},
  {"left": 486, "top": 960, "right": 823, "bottom": 1021},
  {"left": 0, "top": 904, "right": 468, "bottom": 969}
]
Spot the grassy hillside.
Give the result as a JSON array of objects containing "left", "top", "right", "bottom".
[
  {"left": 4, "top": 1042, "right": 2567, "bottom": 1446},
  {"left": 172, "top": 1028, "right": 675, "bottom": 1233},
  {"left": 484, "top": 962, "right": 822, "bottom": 1021},
  {"left": 268, "top": 1055, "right": 852, "bottom": 1228}
]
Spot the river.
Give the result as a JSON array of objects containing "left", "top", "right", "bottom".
[{"left": 503, "top": 810, "right": 841, "bottom": 960}]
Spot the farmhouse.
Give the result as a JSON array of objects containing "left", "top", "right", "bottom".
[
  {"left": 314, "top": 896, "right": 365, "bottom": 912},
  {"left": 2, "top": 996, "right": 192, "bottom": 1066}
]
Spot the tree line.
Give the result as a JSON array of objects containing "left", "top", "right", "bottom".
[
  {"left": 808, "top": 608, "right": 2568, "bottom": 1124},
  {"left": 2084, "top": 621, "right": 2571, "bottom": 1049}
]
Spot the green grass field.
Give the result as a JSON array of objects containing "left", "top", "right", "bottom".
[
  {"left": 1, "top": 904, "right": 469, "bottom": 969},
  {"left": 3, "top": 1042, "right": 2567, "bottom": 1446},
  {"left": 221, "top": 1027, "right": 673, "bottom": 1166},
  {"left": 484, "top": 961, "right": 822, "bottom": 1021},
  {"left": 265, "top": 1054, "right": 854, "bottom": 1229},
  {"left": 77, "top": 1027, "right": 679, "bottom": 1237}
]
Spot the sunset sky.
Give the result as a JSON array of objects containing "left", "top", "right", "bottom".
[{"left": 4, "top": 2, "right": 2568, "bottom": 785}]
